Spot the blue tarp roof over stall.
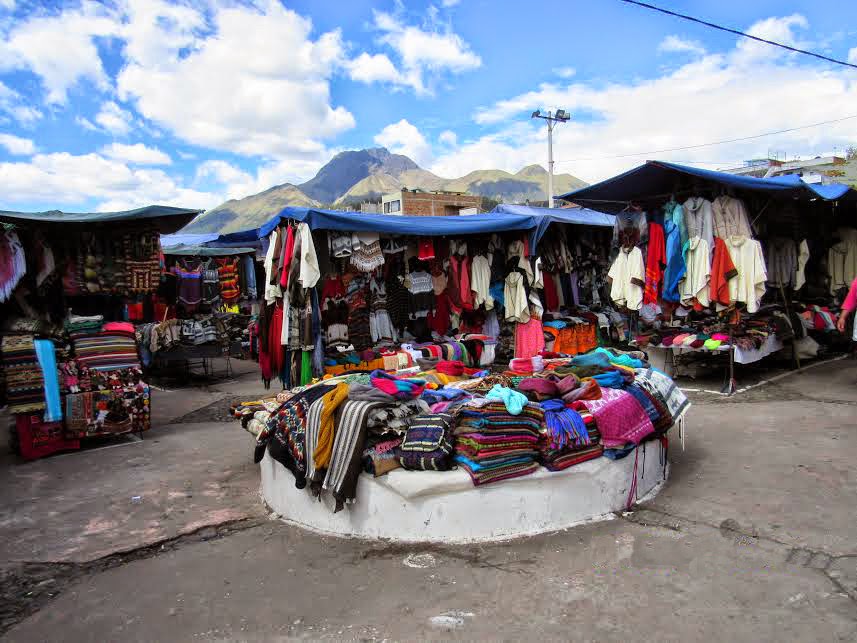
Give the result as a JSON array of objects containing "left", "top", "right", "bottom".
[
  {"left": 491, "top": 203, "right": 615, "bottom": 226},
  {"left": 0, "top": 205, "right": 201, "bottom": 234},
  {"left": 557, "top": 160, "right": 857, "bottom": 212},
  {"left": 258, "top": 206, "right": 541, "bottom": 238}
]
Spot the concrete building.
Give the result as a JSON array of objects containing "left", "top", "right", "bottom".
[
  {"left": 720, "top": 156, "right": 847, "bottom": 183},
  {"left": 381, "top": 188, "right": 483, "bottom": 216}
]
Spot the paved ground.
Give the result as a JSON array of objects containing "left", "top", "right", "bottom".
[{"left": 2, "top": 357, "right": 857, "bottom": 641}]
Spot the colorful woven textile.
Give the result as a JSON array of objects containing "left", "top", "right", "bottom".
[
  {"left": 72, "top": 331, "right": 141, "bottom": 371},
  {"left": 369, "top": 369, "right": 426, "bottom": 400},
  {"left": 1, "top": 334, "right": 45, "bottom": 413},
  {"left": 575, "top": 388, "right": 654, "bottom": 448},
  {"left": 454, "top": 401, "right": 542, "bottom": 486}
]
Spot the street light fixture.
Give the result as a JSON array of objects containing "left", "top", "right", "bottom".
[{"left": 531, "top": 109, "right": 571, "bottom": 207}]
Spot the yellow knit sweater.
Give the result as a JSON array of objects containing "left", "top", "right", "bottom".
[{"left": 313, "top": 383, "right": 349, "bottom": 469}]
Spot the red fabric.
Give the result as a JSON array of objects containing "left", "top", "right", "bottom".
[
  {"left": 418, "top": 239, "right": 435, "bottom": 261},
  {"left": 643, "top": 222, "right": 666, "bottom": 305},
  {"left": 447, "top": 255, "right": 473, "bottom": 312},
  {"left": 427, "top": 291, "right": 451, "bottom": 335},
  {"left": 320, "top": 276, "right": 345, "bottom": 302},
  {"left": 542, "top": 270, "right": 559, "bottom": 311},
  {"left": 268, "top": 303, "right": 284, "bottom": 376},
  {"left": 710, "top": 237, "right": 737, "bottom": 306},
  {"left": 16, "top": 414, "right": 79, "bottom": 461},
  {"left": 126, "top": 303, "right": 144, "bottom": 321},
  {"left": 514, "top": 318, "right": 545, "bottom": 359},
  {"left": 279, "top": 225, "right": 295, "bottom": 289}
]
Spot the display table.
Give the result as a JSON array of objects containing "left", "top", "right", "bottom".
[{"left": 261, "top": 439, "right": 668, "bottom": 543}]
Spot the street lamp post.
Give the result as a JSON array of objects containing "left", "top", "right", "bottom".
[{"left": 531, "top": 109, "right": 570, "bottom": 208}]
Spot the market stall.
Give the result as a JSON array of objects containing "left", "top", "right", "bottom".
[
  {"left": 558, "top": 161, "right": 857, "bottom": 392},
  {"left": 237, "top": 205, "right": 639, "bottom": 390},
  {"left": 145, "top": 239, "right": 261, "bottom": 377},
  {"left": 233, "top": 344, "right": 686, "bottom": 542},
  {"left": 219, "top": 203, "right": 695, "bottom": 541},
  {"left": 0, "top": 205, "right": 198, "bottom": 459}
]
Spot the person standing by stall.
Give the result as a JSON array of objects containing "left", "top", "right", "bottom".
[{"left": 836, "top": 276, "right": 857, "bottom": 340}]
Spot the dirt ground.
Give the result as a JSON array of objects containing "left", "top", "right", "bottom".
[{"left": 1, "top": 357, "right": 856, "bottom": 641}]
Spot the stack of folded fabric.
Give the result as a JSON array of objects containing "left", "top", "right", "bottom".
[
  {"left": 454, "top": 401, "right": 543, "bottom": 485},
  {"left": 537, "top": 399, "right": 603, "bottom": 471},
  {"left": 1, "top": 334, "right": 45, "bottom": 414},
  {"left": 64, "top": 314, "right": 103, "bottom": 337},
  {"left": 72, "top": 330, "right": 141, "bottom": 372}
]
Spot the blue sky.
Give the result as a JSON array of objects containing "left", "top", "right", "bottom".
[{"left": 0, "top": 0, "right": 856, "bottom": 212}]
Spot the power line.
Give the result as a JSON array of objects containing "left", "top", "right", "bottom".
[
  {"left": 618, "top": 0, "right": 857, "bottom": 70},
  {"left": 553, "top": 113, "right": 857, "bottom": 164}
]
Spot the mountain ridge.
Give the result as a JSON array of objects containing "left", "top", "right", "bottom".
[{"left": 185, "top": 147, "right": 588, "bottom": 233}]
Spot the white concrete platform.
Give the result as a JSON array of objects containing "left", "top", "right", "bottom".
[{"left": 261, "top": 439, "right": 669, "bottom": 543}]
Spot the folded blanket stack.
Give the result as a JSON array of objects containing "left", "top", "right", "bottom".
[
  {"left": 454, "top": 401, "right": 543, "bottom": 485},
  {"left": 1, "top": 334, "right": 45, "bottom": 414},
  {"left": 72, "top": 330, "right": 141, "bottom": 372},
  {"left": 538, "top": 401, "right": 602, "bottom": 471}
]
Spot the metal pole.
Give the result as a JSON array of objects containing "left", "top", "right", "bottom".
[{"left": 547, "top": 113, "right": 554, "bottom": 208}]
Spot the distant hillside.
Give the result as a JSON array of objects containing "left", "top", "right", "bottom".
[
  {"left": 185, "top": 183, "right": 320, "bottom": 234},
  {"left": 187, "top": 147, "right": 589, "bottom": 233},
  {"left": 298, "top": 147, "right": 418, "bottom": 204}
]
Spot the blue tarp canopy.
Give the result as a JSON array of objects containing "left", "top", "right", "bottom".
[
  {"left": 0, "top": 205, "right": 201, "bottom": 233},
  {"left": 557, "top": 160, "right": 857, "bottom": 213},
  {"left": 491, "top": 203, "right": 615, "bottom": 227},
  {"left": 258, "top": 206, "right": 540, "bottom": 239},
  {"left": 162, "top": 244, "right": 256, "bottom": 256},
  {"left": 160, "top": 232, "right": 220, "bottom": 248}
]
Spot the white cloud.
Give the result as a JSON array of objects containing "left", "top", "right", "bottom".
[
  {"left": 353, "top": 9, "right": 481, "bottom": 94},
  {"left": 196, "top": 157, "right": 324, "bottom": 202},
  {"left": 374, "top": 119, "right": 432, "bottom": 166},
  {"left": 553, "top": 67, "right": 576, "bottom": 79},
  {"left": 0, "top": 132, "right": 35, "bottom": 155},
  {"left": 100, "top": 142, "right": 171, "bottom": 165},
  {"left": 348, "top": 52, "right": 403, "bottom": 85},
  {"left": 441, "top": 0, "right": 460, "bottom": 6},
  {"left": 117, "top": 1, "right": 353, "bottom": 159},
  {"left": 731, "top": 14, "right": 809, "bottom": 65},
  {"left": 0, "top": 0, "right": 15, "bottom": 10},
  {"left": 848, "top": 47, "right": 857, "bottom": 64},
  {"left": 75, "top": 115, "right": 98, "bottom": 131},
  {"left": 0, "top": 2, "right": 119, "bottom": 104},
  {"left": 438, "top": 130, "right": 457, "bottom": 146},
  {"left": 435, "top": 14, "right": 857, "bottom": 184},
  {"left": 94, "top": 101, "right": 134, "bottom": 135},
  {"left": 0, "top": 152, "right": 217, "bottom": 210},
  {"left": 177, "top": 150, "right": 197, "bottom": 161},
  {"left": 658, "top": 35, "right": 706, "bottom": 56},
  {"left": 0, "top": 80, "right": 41, "bottom": 124}
]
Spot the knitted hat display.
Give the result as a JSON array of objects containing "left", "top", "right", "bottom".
[
  {"left": 369, "top": 370, "right": 426, "bottom": 400},
  {"left": 682, "top": 335, "right": 697, "bottom": 346},
  {"left": 711, "top": 333, "right": 729, "bottom": 341},
  {"left": 672, "top": 333, "right": 690, "bottom": 345},
  {"left": 703, "top": 339, "right": 722, "bottom": 350},
  {"left": 690, "top": 339, "right": 705, "bottom": 349},
  {"left": 662, "top": 336, "right": 675, "bottom": 347}
]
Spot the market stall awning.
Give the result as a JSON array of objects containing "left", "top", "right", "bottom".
[
  {"left": 557, "top": 160, "right": 857, "bottom": 212},
  {"left": 160, "top": 232, "right": 220, "bottom": 247},
  {"left": 0, "top": 205, "right": 202, "bottom": 234},
  {"left": 258, "top": 206, "right": 540, "bottom": 238},
  {"left": 491, "top": 203, "right": 615, "bottom": 227},
  {"left": 161, "top": 244, "right": 256, "bottom": 256}
]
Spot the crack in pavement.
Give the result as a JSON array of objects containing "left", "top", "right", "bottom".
[
  {"left": 0, "top": 516, "right": 266, "bottom": 637},
  {"left": 622, "top": 506, "right": 857, "bottom": 605}
]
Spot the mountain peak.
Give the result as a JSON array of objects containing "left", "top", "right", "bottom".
[
  {"left": 516, "top": 164, "right": 548, "bottom": 177},
  {"left": 298, "top": 147, "right": 418, "bottom": 203}
]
